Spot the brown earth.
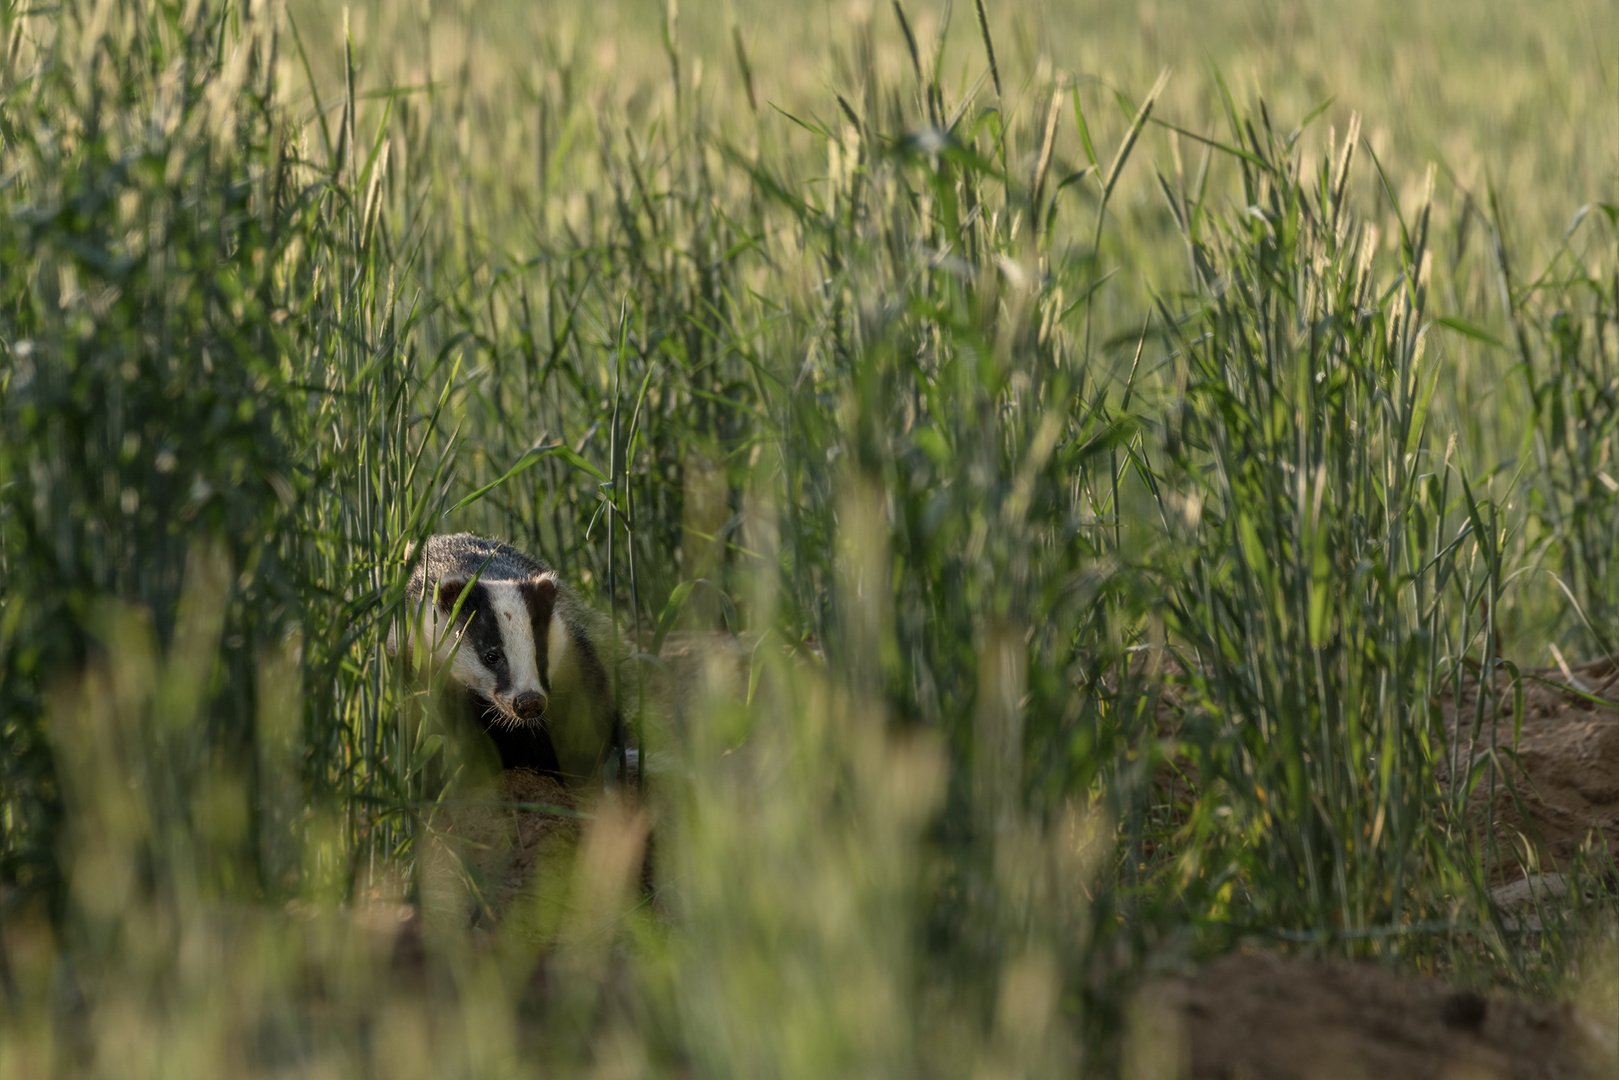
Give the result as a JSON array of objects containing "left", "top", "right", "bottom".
[
  {"left": 1146, "top": 653, "right": 1619, "bottom": 880},
  {"left": 1436, "top": 658, "right": 1619, "bottom": 879},
  {"left": 1133, "top": 656, "right": 1619, "bottom": 1080},
  {"left": 1139, "top": 951, "right": 1615, "bottom": 1080},
  {"left": 418, "top": 767, "right": 584, "bottom": 935}
]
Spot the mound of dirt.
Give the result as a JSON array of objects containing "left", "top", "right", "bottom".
[
  {"left": 1149, "top": 654, "right": 1619, "bottom": 882},
  {"left": 1438, "top": 658, "right": 1619, "bottom": 878},
  {"left": 419, "top": 768, "right": 583, "bottom": 933},
  {"left": 1141, "top": 951, "right": 1615, "bottom": 1080}
]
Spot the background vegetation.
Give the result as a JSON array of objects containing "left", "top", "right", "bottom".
[{"left": 1, "top": 0, "right": 1615, "bottom": 1075}]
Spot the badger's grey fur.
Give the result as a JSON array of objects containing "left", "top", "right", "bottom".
[{"left": 397, "top": 533, "right": 621, "bottom": 785}]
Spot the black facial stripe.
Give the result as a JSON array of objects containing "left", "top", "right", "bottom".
[
  {"left": 520, "top": 576, "right": 558, "bottom": 690},
  {"left": 456, "top": 582, "right": 512, "bottom": 695}
]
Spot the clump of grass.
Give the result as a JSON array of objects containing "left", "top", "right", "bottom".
[
  {"left": 1151, "top": 110, "right": 1463, "bottom": 940},
  {"left": 0, "top": 0, "right": 313, "bottom": 912}
]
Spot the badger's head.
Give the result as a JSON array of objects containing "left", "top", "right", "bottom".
[{"left": 413, "top": 571, "right": 569, "bottom": 726}]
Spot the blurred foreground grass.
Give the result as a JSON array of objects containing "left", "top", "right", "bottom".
[{"left": 1, "top": 0, "right": 1617, "bottom": 1076}]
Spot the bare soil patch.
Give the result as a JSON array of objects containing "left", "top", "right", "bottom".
[
  {"left": 1147, "top": 654, "right": 1619, "bottom": 883},
  {"left": 1438, "top": 658, "right": 1619, "bottom": 879},
  {"left": 419, "top": 768, "right": 583, "bottom": 933},
  {"left": 1143, "top": 950, "right": 1614, "bottom": 1080},
  {"left": 1133, "top": 656, "right": 1619, "bottom": 1078}
]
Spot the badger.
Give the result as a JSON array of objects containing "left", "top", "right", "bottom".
[{"left": 394, "top": 533, "right": 622, "bottom": 786}]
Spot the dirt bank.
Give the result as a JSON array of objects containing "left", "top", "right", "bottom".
[
  {"left": 1438, "top": 658, "right": 1619, "bottom": 879},
  {"left": 1140, "top": 950, "right": 1614, "bottom": 1080}
]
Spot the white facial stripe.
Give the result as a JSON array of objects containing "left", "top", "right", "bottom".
[
  {"left": 427, "top": 599, "right": 495, "bottom": 694},
  {"left": 449, "top": 632, "right": 498, "bottom": 695},
  {"left": 547, "top": 609, "right": 569, "bottom": 682},
  {"left": 487, "top": 581, "right": 545, "bottom": 698}
]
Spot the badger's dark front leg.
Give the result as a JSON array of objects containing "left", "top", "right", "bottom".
[{"left": 469, "top": 690, "right": 563, "bottom": 776}]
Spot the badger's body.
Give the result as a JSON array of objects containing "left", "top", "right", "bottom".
[{"left": 399, "top": 533, "right": 620, "bottom": 785}]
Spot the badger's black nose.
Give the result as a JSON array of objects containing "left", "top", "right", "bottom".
[{"left": 512, "top": 691, "right": 546, "bottom": 719}]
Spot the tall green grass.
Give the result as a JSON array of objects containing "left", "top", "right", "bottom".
[{"left": 1, "top": 0, "right": 1615, "bottom": 1075}]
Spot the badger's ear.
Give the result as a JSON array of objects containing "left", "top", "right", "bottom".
[
  {"left": 519, "top": 572, "right": 558, "bottom": 623},
  {"left": 520, "top": 572, "right": 558, "bottom": 604},
  {"left": 432, "top": 576, "right": 468, "bottom": 614}
]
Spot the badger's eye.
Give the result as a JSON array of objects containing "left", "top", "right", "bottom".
[{"left": 483, "top": 649, "right": 502, "bottom": 667}]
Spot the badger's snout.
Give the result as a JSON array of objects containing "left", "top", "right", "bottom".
[{"left": 512, "top": 690, "right": 547, "bottom": 719}]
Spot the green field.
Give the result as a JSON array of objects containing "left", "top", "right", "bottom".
[{"left": 2, "top": 1, "right": 1617, "bottom": 1076}]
